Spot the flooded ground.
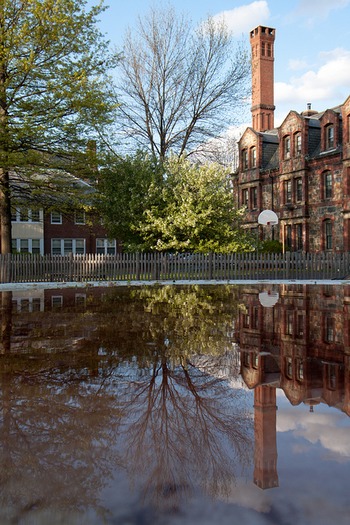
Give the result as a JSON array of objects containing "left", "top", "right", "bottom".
[{"left": 0, "top": 283, "right": 349, "bottom": 525}]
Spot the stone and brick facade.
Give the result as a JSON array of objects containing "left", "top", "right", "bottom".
[{"left": 234, "top": 25, "right": 350, "bottom": 253}]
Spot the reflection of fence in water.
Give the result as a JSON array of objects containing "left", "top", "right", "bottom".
[{"left": 1, "top": 251, "right": 350, "bottom": 283}]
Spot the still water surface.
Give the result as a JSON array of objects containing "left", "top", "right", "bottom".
[{"left": 0, "top": 283, "right": 349, "bottom": 525}]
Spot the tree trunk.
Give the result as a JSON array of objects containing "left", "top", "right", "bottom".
[{"left": 0, "top": 168, "right": 12, "bottom": 254}]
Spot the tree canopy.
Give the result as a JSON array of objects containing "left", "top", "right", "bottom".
[
  {"left": 116, "top": 6, "right": 250, "bottom": 160},
  {"left": 99, "top": 153, "right": 255, "bottom": 253},
  {"left": 0, "top": 0, "right": 118, "bottom": 252}
]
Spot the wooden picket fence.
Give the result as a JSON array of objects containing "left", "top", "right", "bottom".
[{"left": 0, "top": 251, "right": 350, "bottom": 284}]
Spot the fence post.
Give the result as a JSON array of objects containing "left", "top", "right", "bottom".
[
  {"left": 208, "top": 253, "right": 213, "bottom": 280},
  {"left": 135, "top": 252, "right": 140, "bottom": 280}
]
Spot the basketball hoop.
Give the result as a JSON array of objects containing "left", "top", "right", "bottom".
[{"left": 258, "top": 210, "right": 279, "bottom": 226}]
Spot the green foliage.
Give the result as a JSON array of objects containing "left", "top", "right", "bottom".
[
  {"left": 98, "top": 151, "right": 164, "bottom": 250},
  {"left": 99, "top": 153, "right": 255, "bottom": 253},
  {"left": 0, "top": 0, "right": 118, "bottom": 166},
  {"left": 259, "top": 239, "right": 283, "bottom": 254},
  {"left": 0, "top": 0, "right": 119, "bottom": 252}
]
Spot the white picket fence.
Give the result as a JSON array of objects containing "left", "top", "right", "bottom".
[{"left": 0, "top": 251, "right": 349, "bottom": 283}]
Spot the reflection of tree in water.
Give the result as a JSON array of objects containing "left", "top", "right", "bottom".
[
  {"left": 96, "top": 284, "right": 242, "bottom": 360},
  {"left": 0, "top": 298, "right": 122, "bottom": 525},
  {"left": 0, "top": 285, "right": 252, "bottom": 520},
  {"left": 118, "top": 355, "right": 253, "bottom": 512},
  {"left": 100, "top": 286, "right": 253, "bottom": 512}
]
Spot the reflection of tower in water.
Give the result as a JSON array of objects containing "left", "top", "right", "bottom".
[{"left": 253, "top": 385, "right": 279, "bottom": 489}]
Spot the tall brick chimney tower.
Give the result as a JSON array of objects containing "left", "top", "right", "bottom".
[{"left": 250, "top": 26, "right": 276, "bottom": 132}]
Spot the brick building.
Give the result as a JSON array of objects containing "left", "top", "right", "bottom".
[
  {"left": 10, "top": 173, "right": 119, "bottom": 255},
  {"left": 237, "top": 283, "right": 350, "bottom": 489},
  {"left": 234, "top": 25, "right": 350, "bottom": 253}
]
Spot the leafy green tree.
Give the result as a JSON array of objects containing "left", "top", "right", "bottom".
[
  {"left": 0, "top": 0, "right": 118, "bottom": 253},
  {"left": 99, "top": 154, "right": 255, "bottom": 253},
  {"left": 142, "top": 156, "right": 255, "bottom": 252},
  {"left": 98, "top": 151, "right": 164, "bottom": 251}
]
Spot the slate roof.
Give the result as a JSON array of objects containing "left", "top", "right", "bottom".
[{"left": 261, "top": 130, "right": 279, "bottom": 170}]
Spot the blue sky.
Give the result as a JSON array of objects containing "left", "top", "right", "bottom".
[{"left": 90, "top": 0, "right": 350, "bottom": 128}]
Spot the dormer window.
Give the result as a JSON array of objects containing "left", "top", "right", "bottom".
[
  {"left": 326, "top": 124, "right": 334, "bottom": 149},
  {"left": 284, "top": 136, "right": 290, "bottom": 159}
]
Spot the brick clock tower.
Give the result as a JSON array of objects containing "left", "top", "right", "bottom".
[
  {"left": 253, "top": 385, "right": 279, "bottom": 489},
  {"left": 250, "top": 26, "right": 276, "bottom": 132}
]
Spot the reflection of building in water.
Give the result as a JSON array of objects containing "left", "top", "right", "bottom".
[
  {"left": 237, "top": 284, "right": 350, "bottom": 489},
  {"left": 0, "top": 288, "right": 105, "bottom": 355},
  {"left": 253, "top": 385, "right": 278, "bottom": 489}
]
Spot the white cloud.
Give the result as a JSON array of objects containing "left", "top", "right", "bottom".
[
  {"left": 211, "top": 1, "right": 270, "bottom": 37},
  {"left": 288, "top": 58, "right": 308, "bottom": 71},
  {"left": 277, "top": 409, "right": 350, "bottom": 458},
  {"left": 275, "top": 47, "right": 350, "bottom": 110}
]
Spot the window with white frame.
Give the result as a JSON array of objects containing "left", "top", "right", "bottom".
[
  {"left": 12, "top": 297, "right": 43, "bottom": 313},
  {"left": 74, "top": 210, "right": 86, "bottom": 224},
  {"left": 52, "top": 296, "right": 63, "bottom": 308},
  {"left": 12, "top": 238, "right": 42, "bottom": 254},
  {"left": 96, "top": 238, "right": 116, "bottom": 255},
  {"left": 51, "top": 211, "right": 62, "bottom": 224},
  {"left": 51, "top": 238, "right": 86, "bottom": 255},
  {"left": 11, "top": 208, "right": 41, "bottom": 223}
]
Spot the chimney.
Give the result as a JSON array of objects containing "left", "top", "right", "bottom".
[
  {"left": 250, "top": 26, "right": 276, "bottom": 132},
  {"left": 301, "top": 102, "right": 318, "bottom": 117}
]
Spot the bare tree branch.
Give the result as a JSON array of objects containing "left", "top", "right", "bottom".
[{"left": 116, "top": 6, "right": 250, "bottom": 160}]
